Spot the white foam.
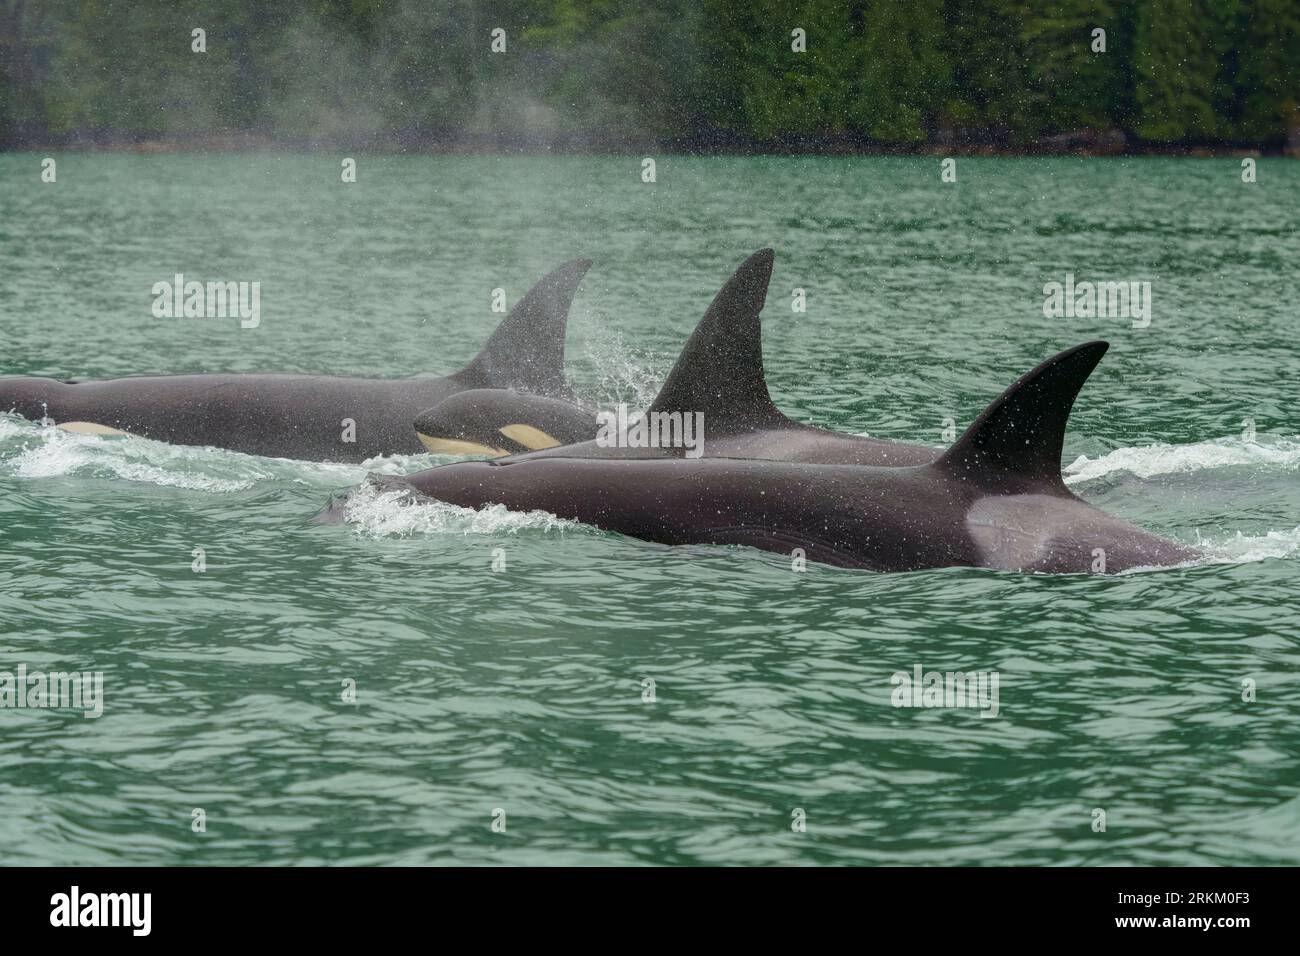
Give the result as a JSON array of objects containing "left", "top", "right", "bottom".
[
  {"left": 340, "top": 480, "right": 578, "bottom": 538},
  {"left": 1065, "top": 435, "right": 1300, "bottom": 485}
]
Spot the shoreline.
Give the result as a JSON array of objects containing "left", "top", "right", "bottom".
[
  {"left": 2, "top": 142, "right": 1294, "bottom": 159},
  {"left": 3, "top": 128, "right": 1297, "bottom": 159}
]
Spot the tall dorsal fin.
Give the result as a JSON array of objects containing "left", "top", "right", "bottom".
[
  {"left": 647, "top": 248, "right": 788, "bottom": 432},
  {"left": 456, "top": 258, "right": 592, "bottom": 396},
  {"left": 934, "top": 341, "right": 1109, "bottom": 491}
]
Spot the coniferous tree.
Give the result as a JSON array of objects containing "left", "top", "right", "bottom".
[
  {"left": 855, "top": 0, "right": 949, "bottom": 143},
  {"left": 1018, "top": 0, "right": 1122, "bottom": 136},
  {"left": 1233, "top": 0, "right": 1300, "bottom": 143},
  {"left": 1132, "top": 0, "right": 1220, "bottom": 142},
  {"left": 943, "top": 0, "right": 1035, "bottom": 144}
]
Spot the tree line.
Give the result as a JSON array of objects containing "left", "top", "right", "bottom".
[{"left": 1, "top": 0, "right": 1296, "bottom": 152}]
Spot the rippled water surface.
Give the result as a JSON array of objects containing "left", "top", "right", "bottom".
[{"left": 2, "top": 155, "right": 1299, "bottom": 865}]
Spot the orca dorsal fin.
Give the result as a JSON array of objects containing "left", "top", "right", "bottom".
[
  {"left": 457, "top": 258, "right": 592, "bottom": 396},
  {"left": 935, "top": 341, "right": 1109, "bottom": 491},
  {"left": 647, "top": 248, "right": 789, "bottom": 433}
]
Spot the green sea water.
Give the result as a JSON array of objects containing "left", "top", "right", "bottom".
[{"left": 1, "top": 154, "right": 1298, "bottom": 866}]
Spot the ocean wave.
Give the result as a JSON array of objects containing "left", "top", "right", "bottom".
[
  {"left": 1194, "top": 524, "right": 1300, "bottom": 565},
  {"left": 0, "top": 413, "right": 443, "bottom": 492},
  {"left": 0, "top": 416, "right": 267, "bottom": 492},
  {"left": 1065, "top": 435, "right": 1300, "bottom": 485}
]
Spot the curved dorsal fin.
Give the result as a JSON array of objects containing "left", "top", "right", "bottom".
[
  {"left": 935, "top": 341, "right": 1108, "bottom": 491},
  {"left": 457, "top": 258, "right": 592, "bottom": 396},
  {"left": 647, "top": 248, "right": 788, "bottom": 433}
]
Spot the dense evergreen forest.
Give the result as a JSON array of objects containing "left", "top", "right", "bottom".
[{"left": 2, "top": 0, "right": 1297, "bottom": 152}]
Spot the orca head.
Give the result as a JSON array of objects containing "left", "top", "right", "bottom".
[{"left": 414, "top": 389, "right": 596, "bottom": 457}]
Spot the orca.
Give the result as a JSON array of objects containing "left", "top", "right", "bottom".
[
  {"left": 412, "top": 249, "right": 938, "bottom": 466},
  {"left": 0, "top": 259, "right": 591, "bottom": 462},
  {"left": 331, "top": 341, "right": 1199, "bottom": 574}
]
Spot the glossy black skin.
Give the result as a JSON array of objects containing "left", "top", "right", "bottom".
[
  {"left": 0, "top": 259, "right": 592, "bottom": 463},
  {"left": 335, "top": 455, "right": 1196, "bottom": 573}
]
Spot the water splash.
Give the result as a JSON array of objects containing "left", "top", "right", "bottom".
[{"left": 575, "top": 323, "right": 666, "bottom": 409}]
